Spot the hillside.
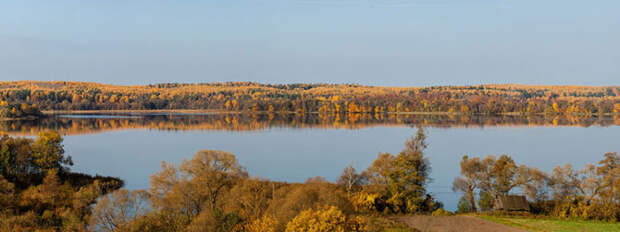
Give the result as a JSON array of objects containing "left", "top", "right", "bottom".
[{"left": 0, "top": 81, "right": 618, "bottom": 115}]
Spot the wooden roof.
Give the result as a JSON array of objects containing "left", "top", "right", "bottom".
[{"left": 494, "top": 195, "right": 530, "bottom": 211}]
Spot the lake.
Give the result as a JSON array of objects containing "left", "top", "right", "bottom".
[{"left": 3, "top": 113, "right": 619, "bottom": 211}]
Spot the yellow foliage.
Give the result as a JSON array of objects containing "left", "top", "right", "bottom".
[
  {"left": 109, "top": 95, "right": 118, "bottom": 103},
  {"left": 552, "top": 102, "right": 561, "bottom": 112},
  {"left": 347, "top": 101, "right": 361, "bottom": 113},
  {"left": 431, "top": 208, "right": 454, "bottom": 216},
  {"left": 246, "top": 215, "right": 279, "bottom": 232},
  {"left": 285, "top": 206, "right": 347, "bottom": 232},
  {"left": 350, "top": 191, "right": 380, "bottom": 212},
  {"left": 0, "top": 81, "right": 617, "bottom": 115}
]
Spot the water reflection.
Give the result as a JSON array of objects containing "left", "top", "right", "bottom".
[
  {"left": 2, "top": 113, "right": 617, "bottom": 211},
  {"left": 2, "top": 113, "right": 618, "bottom": 135}
]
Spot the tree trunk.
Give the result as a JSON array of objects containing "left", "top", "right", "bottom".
[{"left": 468, "top": 189, "right": 478, "bottom": 212}]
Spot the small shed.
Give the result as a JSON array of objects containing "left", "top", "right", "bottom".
[{"left": 493, "top": 195, "right": 530, "bottom": 211}]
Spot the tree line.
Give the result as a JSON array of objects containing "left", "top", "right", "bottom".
[
  {"left": 1, "top": 81, "right": 619, "bottom": 115},
  {"left": 86, "top": 127, "right": 436, "bottom": 232},
  {"left": 0, "top": 100, "right": 42, "bottom": 119},
  {"left": 452, "top": 152, "right": 619, "bottom": 221},
  {"left": 0, "top": 132, "right": 123, "bottom": 231},
  {"left": 0, "top": 128, "right": 434, "bottom": 231}
]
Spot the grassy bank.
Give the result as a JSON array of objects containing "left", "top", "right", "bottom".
[{"left": 478, "top": 215, "right": 620, "bottom": 232}]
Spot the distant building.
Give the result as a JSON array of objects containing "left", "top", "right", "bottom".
[{"left": 493, "top": 195, "right": 530, "bottom": 211}]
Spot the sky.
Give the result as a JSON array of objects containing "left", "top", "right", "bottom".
[{"left": 1, "top": 0, "right": 619, "bottom": 86}]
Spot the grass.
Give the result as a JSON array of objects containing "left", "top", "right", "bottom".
[{"left": 478, "top": 215, "right": 620, "bottom": 232}]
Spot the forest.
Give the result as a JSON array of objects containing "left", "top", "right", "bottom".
[
  {"left": 0, "top": 129, "right": 617, "bottom": 231},
  {"left": 1, "top": 81, "right": 619, "bottom": 115},
  {"left": 0, "top": 100, "right": 43, "bottom": 119}
]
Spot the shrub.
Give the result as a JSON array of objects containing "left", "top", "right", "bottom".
[
  {"left": 432, "top": 208, "right": 454, "bottom": 216},
  {"left": 351, "top": 191, "right": 381, "bottom": 213},
  {"left": 285, "top": 206, "right": 368, "bottom": 232}
]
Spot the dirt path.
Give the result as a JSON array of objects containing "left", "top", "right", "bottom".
[{"left": 393, "top": 215, "right": 528, "bottom": 232}]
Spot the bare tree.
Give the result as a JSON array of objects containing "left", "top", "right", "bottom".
[
  {"left": 337, "top": 165, "right": 363, "bottom": 194},
  {"left": 90, "top": 189, "right": 151, "bottom": 232}
]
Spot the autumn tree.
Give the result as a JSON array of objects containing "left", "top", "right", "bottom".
[
  {"left": 89, "top": 189, "right": 151, "bottom": 232},
  {"left": 148, "top": 150, "right": 248, "bottom": 230},
  {"left": 185, "top": 209, "right": 242, "bottom": 232},
  {"left": 0, "top": 132, "right": 123, "bottom": 231},
  {"left": 266, "top": 177, "right": 352, "bottom": 226},
  {"left": 548, "top": 164, "right": 581, "bottom": 200},
  {"left": 14, "top": 169, "right": 116, "bottom": 231},
  {"left": 452, "top": 155, "right": 483, "bottom": 212},
  {"left": 0, "top": 131, "right": 72, "bottom": 185},
  {"left": 362, "top": 127, "right": 434, "bottom": 213},
  {"left": 225, "top": 177, "right": 273, "bottom": 221},
  {"left": 546, "top": 153, "right": 619, "bottom": 221},
  {"left": 363, "top": 153, "right": 395, "bottom": 194},
  {"left": 181, "top": 150, "right": 248, "bottom": 211},
  {"left": 246, "top": 215, "right": 279, "bottom": 232},
  {"left": 597, "top": 152, "right": 619, "bottom": 205},
  {"left": 0, "top": 174, "right": 14, "bottom": 209},
  {"left": 388, "top": 127, "right": 432, "bottom": 213},
  {"left": 453, "top": 154, "right": 548, "bottom": 212},
  {"left": 489, "top": 155, "right": 518, "bottom": 196},
  {"left": 337, "top": 165, "right": 364, "bottom": 195},
  {"left": 285, "top": 206, "right": 348, "bottom": 232},
  {"left": 32, "top": 131, "right": 72, "bottom": 173}
]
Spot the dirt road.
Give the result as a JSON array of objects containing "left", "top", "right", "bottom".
[{"left": 393, "top": 215, "right": 527, "bottom": 232}]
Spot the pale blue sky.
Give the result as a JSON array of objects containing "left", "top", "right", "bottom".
[{"left": 1, "top": 0, "right": 619, "bottom": 86}]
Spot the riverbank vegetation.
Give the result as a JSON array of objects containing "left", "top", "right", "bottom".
[
  {"left": 88, "top": 127, "right": 435, "bottom": 231},
  {"left": 0, "top": 131, "right": 123, "bottom": 231},
  {"left": 0, "top": 128, "right": 617, "bottom": 231},
  {"left": 0, "top": 129, "right": 432, "bottom": 231},
  {"left": 1, "top": 81, "right": 618, "bottom": 115},
  {"left": 453, "top": 152, "right": 619, "bottom": 221}
]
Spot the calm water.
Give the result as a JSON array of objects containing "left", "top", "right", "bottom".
[{"left": 4, "top": 113, "right": 619, "bottom": 211}]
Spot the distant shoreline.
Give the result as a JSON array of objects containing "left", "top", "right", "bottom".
[
  {"left": 41, "top": 109, "right": 618, "bottom": 116},
  {"left": 41, "top": 110, "right": 480, "bottom": 115},
  {"left": 0, "top": 116, "right": 42, "bottom": 121},
  {"left": 4, "top": 81, "right": 618, "bottom": 117},
  {"left": 43, "top": 109, "right": 231, "bottom": 115}
]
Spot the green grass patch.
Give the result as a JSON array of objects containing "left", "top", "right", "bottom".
[{"left": 478, "top": 215, "right": 620, "bottom": 232}]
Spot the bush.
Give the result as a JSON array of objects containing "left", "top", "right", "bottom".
[
  {"left": 351, "top": 191, "right": 382, "bottom": 213},
  {"left": 551, "top": 198, "right": 619, "bottom": 222},
  {"left": 432, "top": 208, "right": 454, "bottom": 216},
  {"left": 285, "top": 206, "right": 348, "bottom": 232},
  {"left": 285, "top": 206, "right": 367, "bottom": 232}
]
